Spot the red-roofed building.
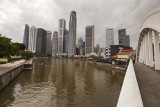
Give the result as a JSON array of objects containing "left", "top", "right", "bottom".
[{"left": 117, "top": 49, "right": 136, "bottom": 61}]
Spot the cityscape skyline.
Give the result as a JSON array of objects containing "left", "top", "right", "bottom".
[{"left": 0, "top": 0, "right": 160, "bottom": 49}]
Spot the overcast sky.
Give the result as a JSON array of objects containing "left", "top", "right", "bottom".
[{"left": 0, "top": 0, "right": 160, "bottom": 49}]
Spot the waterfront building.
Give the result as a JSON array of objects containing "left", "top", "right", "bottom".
[
  {"left": 46, "top": 31, "right": 52, "bottom": 56},
  {"left": 52, "top": 31, "right": 58, "bottom": 57},
  {"left": 64, "top": 29, "right": 69, "bottom": 53},
  {"left": 68, "top": 11, "right": 77, "bottom": 57},
  {"left": 117, "top": 49, "right": 135, "bottom": 61},
  {"left": 118, "top": 29, "right": 130, "bottom": 47},
  {"left": 36, "top": 28, "right": 47, "bottom": 56},
  {"left": 23, "top": 24, "right": 29, "bottom": 50},
  {"left": 85, "top": 25, "right": 94, "bottom": 55},
  {"left": 58, "top": 19, "right": 66, "bottom": 53},
  {"left": 28, "top": 26, "right": 37, "bottom": 53},
  {"left": 105, "top": 45, "right": 132, "bottom": 58},
  {"left": 106, "top": 28, "right": 114, "bottom": 58}
]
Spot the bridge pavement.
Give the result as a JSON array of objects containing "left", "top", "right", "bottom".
[{"left": 134, "top": 62, "right": 160, "bottom": 107}]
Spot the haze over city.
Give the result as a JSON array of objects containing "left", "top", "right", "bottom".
[{"left": 0, "top": 0, "right": 160, "bottom": 49}]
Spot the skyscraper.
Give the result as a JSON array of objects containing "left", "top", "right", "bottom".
[
  {"left": 106, "top": 28, "right": 114, "bottom": 58},
  {"left": 95, "top": 44, "right": 100, "bottom": 53},
  {"left": 64, "top": 29, "right": 69, "bottom": 53},
  {"left": 118, "top": 29, "right": 130, "bottom": 46},
  {"left": 52, "top": 31, "right": 58, "bottom": 57},
  {"left": 36, "top": 28, "right": 47, "bottom": 56},
  {"left": 68, "top": 11, "right": 77, "bottom": 57},
  {"left": 28, "top": 26, "right": 37, "bottom": 53},
  {"left": 85, "top": 25, "right": 94, "bottom": 55},
  {"left": 78, "top": 37, "right": 83, "bottom": 47},
  {"left": 23, "top": 24, "right": 29, "bottom": 50},
  {"left": 46, "top": 31, "right": 52, "bottom": 56},
  {"left": 106, "top": 28, "right": 114, "bottom": 48},
  {"left": 78, "top": 37, "right": 84, "bottom": 55},
  {"left": 58, "top": 19, "right": 66, "bottom": 53}
]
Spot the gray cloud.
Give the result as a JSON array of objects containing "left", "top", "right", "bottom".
[{"left": 0, "top": 0, "right": 160, "bottom": 49}]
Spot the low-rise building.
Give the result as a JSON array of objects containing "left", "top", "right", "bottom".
[
  {"left": 117, "top": 49, "right": 136, "bottom": 61},
  {"left": 105, "top": 45, "right": 132, "bottom": 58}
]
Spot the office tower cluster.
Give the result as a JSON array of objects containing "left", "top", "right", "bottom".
[
  {"left": 23, "top": 10, "right": 131, "bottom": 58},
  {"left": 23, "top": 24, "right": 52, "bottom": 57},
  {"left": 105, "top": 28, "right": 131, "bottom": 58},
  {"left": 23, "top": 11, "right": 77, "bottom": 57}
]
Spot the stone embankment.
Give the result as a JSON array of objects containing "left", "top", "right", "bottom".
[
  {"left": 0, "top": 60, "right": 25, "bottom": 91},
  {"left": 87, "top": 61, "right": 127, "bottom": 71}
]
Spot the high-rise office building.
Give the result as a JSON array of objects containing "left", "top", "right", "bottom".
[
  {"left": 78, "top": 37, "right": 83, "bottom": 47},
  {"left": 106, "top": 28, "right": 114, "bottom": 58},
  {"left": 46, "top": 31, "right": 52, "bottom": 56},
  {"left": 36, "top": 28, "right": 47, "bottom": 56},
  {"left": 78, "top": 37, "right": 84, "bottom": 55},
  {"left": 118, "top": 29, "right": 130, "bottom": 47},
  {"left": 64, "top": 29, "right": 69, "bottom": 53},
  {"left": 52, "top": 31, "right": 58, "bottom": 57},
  {"left": 23, "top": 24, "right": 29, "bottom": 50},
  {"left": 68, "top": 11, "right": 77, "bottom": 57},
  {"left": 58, "top": 19, "right": 66, "bottom": 53},
  {"left": 85, "top": 25, "right": 94, "bottom": 55},
  {"left": 28, "top": 26, "right": 37, "bottom": 53},
  {"left": 95, "top": 44, "right": 100, "bottom": 53}
]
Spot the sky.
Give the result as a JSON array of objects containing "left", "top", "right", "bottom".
[{"left": 0, "top": 0, "right": 160, "bottom": 49}]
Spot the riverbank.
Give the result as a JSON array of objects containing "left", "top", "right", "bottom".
[{"left": 87, "top": 61, "right": 127, "bottom": 71}]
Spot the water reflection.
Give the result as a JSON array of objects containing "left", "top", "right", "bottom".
[{"left": 0, "top": 58, "right": 125, "bottom": 107}]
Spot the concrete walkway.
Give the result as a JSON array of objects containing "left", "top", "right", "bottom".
[
  {"left": 0, "top": 60, "right": 25, "bottom": 75},
  {"left": 134, "top": 62, "right": 160, "bottom": 107}
]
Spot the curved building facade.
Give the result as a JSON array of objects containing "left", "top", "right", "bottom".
[
  {"left": 137, "top": 7, "right": 160, "bottom": 70},
  {"left": 28, "top": 26, "right": 37, "bottom": 53}
]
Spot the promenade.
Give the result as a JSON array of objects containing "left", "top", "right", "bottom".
[
  {"left": 134, "top": 62, "right": 160, "bottom": 107},
  {"left": 0, "top": 60, "right": 25, "bottom": 76}
]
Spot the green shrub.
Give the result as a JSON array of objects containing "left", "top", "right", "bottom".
[
  {"left": 0, "top": 61, "right": 7, "bottom": 64},
  {"left": 21, "top": 51, "right": 34, "bottom": 60}
]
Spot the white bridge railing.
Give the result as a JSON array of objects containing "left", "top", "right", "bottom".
[{"left": 117, "top": 60, "right": 143, "bottom": 107}]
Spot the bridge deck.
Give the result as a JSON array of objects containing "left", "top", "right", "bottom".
[{"left": 134, "top": 62, "right": 160, "bottom": 107}]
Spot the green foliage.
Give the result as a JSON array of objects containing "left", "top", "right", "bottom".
[
  {"left": 97, "top": 55, "right": 103, "bottom": 58},
  {"left": 127, "top": 58, "right": 130, "bottom": 65},
  {"left": 13, "top": 43, "right": 25, "bottom": 51},
  {"left": 0, "top": 35, "right": 19, "bottom": 58},
  {"left": 88, "top": 55, "right": 103, "bottom": 59},
  {"left": 21, "top": 51, "right": 34, "bottom": 60},
  {"left": 0, "top": 60, "right": 7, "bottom": 64},
  {"left": 117, "top": 60, "right": 122, "bottom": 65}
]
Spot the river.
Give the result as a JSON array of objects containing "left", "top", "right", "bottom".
[{"left": 0, "top": 58, "right": 125, "bottom": 107}]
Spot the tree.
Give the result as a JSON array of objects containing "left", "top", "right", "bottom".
[
  {"left": 13, "top": 43, "right": 25, "bottom": 51},
  {"left": 21, "top": 51, "right": 34, "bottom": 60},
  {"left": 0, "top": 35, "right": 19, "bottom": 58}
]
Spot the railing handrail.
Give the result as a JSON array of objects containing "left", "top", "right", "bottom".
[{"left": 117, "top": 60, "right": 143, "bottom": 107}]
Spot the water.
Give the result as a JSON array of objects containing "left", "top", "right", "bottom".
[{"left": 0, "top": 58, "right": 125, "bottom": 107}]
